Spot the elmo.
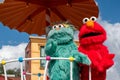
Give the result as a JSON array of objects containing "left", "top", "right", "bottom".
[{"left": 78, "top": 16, "right": 115, "bottom": 80}]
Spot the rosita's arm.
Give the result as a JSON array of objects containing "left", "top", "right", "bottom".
[
  {"left": 78, "top": 47, "right": 101, "bottom": 68},
  {"left": 45, "top": 39, "right": 57, "bottom": 56},
  {"left": 72, "top": 50, "right": 91, "bottom": 65}
]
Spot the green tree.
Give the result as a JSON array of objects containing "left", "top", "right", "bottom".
[
  {"left": 0, "top": 66, "right": 21, "bottom": 77},
  {"left": 0, "top": 64, "right": 4, "bottom": 74},
  {"left": 6, "top": 69, "right": 15, "bottom": 74}
]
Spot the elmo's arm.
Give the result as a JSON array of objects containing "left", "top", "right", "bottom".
[
  {"left": 82, "top": 51, "right": 115, "bottom": 72},
  {"left": 97, "top": 46, "right": 115, "bottom": 72},
  {"left": 98, "top": 53, "right": 115, "bottom": 72},
  {"left": 78, "top": 46, "right": 115, "bottom": 72}
]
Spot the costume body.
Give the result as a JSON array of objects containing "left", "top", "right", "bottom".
[
  {"left": 78, "top": 17, "right": 115, "bottom": 80},
  {"left": 45, "top": 23, "right": 91, "bottom": 80}
]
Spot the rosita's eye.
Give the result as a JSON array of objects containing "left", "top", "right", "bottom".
[
  {"left": 83, "top": 18, "right": 89, "bottom": 24},
  {"left": 90, "top": 16, "right": 97, "bottom": 21},
  {"left": 52, "top": 25, "right": 57, "bottom": 29},
  {"left": 58, "top": 24, "right": 64, "bottom": 28}
]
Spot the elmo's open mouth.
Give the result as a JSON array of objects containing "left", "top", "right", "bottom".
[{"left": 81, "top": 32, "right": 102, "bottom": 38}]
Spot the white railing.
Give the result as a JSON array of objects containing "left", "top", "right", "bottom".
[{"left": 0, "top": 56, "right": 91, "bottom": 80}]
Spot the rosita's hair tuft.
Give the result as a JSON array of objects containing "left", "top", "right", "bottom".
[
  {"left": 46, "top": 20, "right": 76, "bottom": 36},
  {"left": 50, "top": 20, "right": 72, "bottom": 26}
]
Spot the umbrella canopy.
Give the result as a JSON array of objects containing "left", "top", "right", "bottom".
[{"left": 0, "top": 0, "right": 99, "bottom": 35}]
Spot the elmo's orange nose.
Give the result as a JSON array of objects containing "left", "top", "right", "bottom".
[{"left": 86, "top": 20, "right": 94, "bottom": 28}]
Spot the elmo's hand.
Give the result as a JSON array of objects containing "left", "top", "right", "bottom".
[{"left": 97, "top": 54, "right": 115, "bottom": 72}]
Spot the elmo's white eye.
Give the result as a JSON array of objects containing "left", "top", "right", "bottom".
[
  {"left": 58, "top": 24, "right": 64, "bottom": 28},
  {"left": 52, "top": 25, "right": 58, "bottom": 29},
  {"left": 83, "top": 18, "right": 89, "bottom": 24},
  {"left": 90, "top": 16, "right": 97, "bottom": 21}
]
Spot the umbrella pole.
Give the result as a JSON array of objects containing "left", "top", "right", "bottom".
[{"left": 46, "top": 8, "right": 51, "bottom": 26}]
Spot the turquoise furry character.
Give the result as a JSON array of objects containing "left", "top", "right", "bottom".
[{"left": 45, "top": 22, "right": 91, "bottom": 80}]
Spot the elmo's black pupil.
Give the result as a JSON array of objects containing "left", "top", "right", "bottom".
[
  {"left": 54, "top": 26, "right": 56, "bottom": 28},
  {"left": 92, "top": 18, "right": 95, "bottom": 21},
  {"left": 85, "top": 19, "right": 87, "bottom": 22}
]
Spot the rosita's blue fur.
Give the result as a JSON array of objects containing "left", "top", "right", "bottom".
[{"left": 45, "top": 23, "right": 91, "bottom": 80}]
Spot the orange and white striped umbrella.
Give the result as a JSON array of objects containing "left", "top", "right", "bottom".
[{"left": 0, "top": 0, "right": 99, "bottom": 35}]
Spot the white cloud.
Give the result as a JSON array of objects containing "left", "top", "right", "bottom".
[{"left": 0, "top": 43, "right": 27, "bottom": 69}]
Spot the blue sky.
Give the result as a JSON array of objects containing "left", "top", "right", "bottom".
[
  {"left": 0, "top": 24, "right": 29, "bottom": 48},
  {"left": 0, "top": 1, "right": 120, "bottom": 79},
  {"left": 96, "top": 0, "right": 120, "bottom": 23}
]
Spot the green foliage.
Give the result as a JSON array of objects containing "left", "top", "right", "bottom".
[
  {"left": 0, "top": 65, "right": 20, "bottom": 77},
  {"left": 7, "top": 68, "right": 21, "bottom": 77},
  {"left": 0, "top": 64, "right": 4, "bottom": 74},
  {"left": 6, "top": 69, "right": 15, "bottom": 74}
]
